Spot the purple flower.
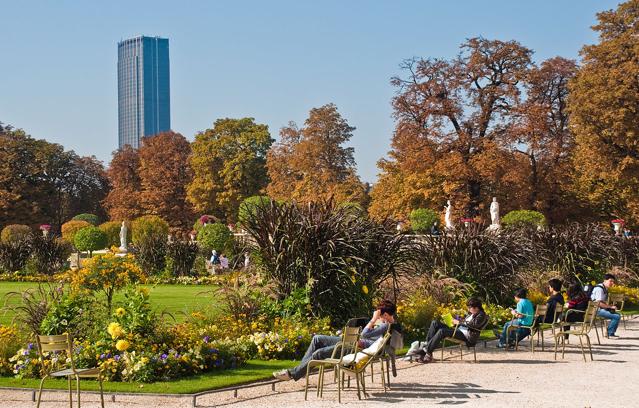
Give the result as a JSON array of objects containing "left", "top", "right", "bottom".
[
  {"left": 297, "top": 335, "right": 303, "bottom": 339},
  {"left": 114, "top": 355, "right": 121, "bottom": 361},
  {"left": 27, "top": 343, "right": 33, "bottom": 350},
  {"left": 160, "top": 354, "right": 168, "bottom": 360},
  {"left": 22, "top": 350, "right": 29, "bottom": 356},
  {"left": 203, "top": 336, "right": 210, "bottom": 343},
  {"left": 99, "top": 354, "right": 106, "bottom": 359}
]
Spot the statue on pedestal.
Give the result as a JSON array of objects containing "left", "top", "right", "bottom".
[
  {"left": 119, "top": 221, "right": 128, "bottom": 252},
  {"left": 487, "top": 197, "right": 501, "bottom": 231},
  {"left": 444, "top": 200, "right": 454, "bottom": 230}
]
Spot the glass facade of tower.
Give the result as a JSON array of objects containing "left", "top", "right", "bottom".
[{"left": 118, "top": 36, "right": 170, "bottom": 148}]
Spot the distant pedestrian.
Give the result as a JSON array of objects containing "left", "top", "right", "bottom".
[{"left": 219, "top": 254, "right": 229, "bottom": 270}]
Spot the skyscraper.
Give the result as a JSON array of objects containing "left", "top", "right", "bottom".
[{"left": 118, "top": 36, "right": 170, "bottom": 148}]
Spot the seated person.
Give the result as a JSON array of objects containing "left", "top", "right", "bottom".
[
  {"left": 410, "top": 297, "right": 488, "bottom": 363},
  {"left": 591, "top": 273, "right": 621, "bottom": 338},
  {"left": 537, "top": 278, "right": 564, "bottom": 324},
  {"left": 562, "top": 281, "right": 589, "bottom": 337},
  {"left": 272, "top": 300, "right": 396, "bottom": 381},
  {"left": 494, "top": 288, "right": 534, "bottom": 348}
]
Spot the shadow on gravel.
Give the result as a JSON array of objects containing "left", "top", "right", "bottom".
[{"left": 365, "top": 382, "right": 518, "bottom": 404}]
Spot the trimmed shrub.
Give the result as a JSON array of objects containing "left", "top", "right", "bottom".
[
  {"left": 409, "top": 208, "right": 439, "bottom": 233},
  {"left": 238, "top": 196, "right": 272, "bottom": 225},
  {"left": 61, "top": 220, "right": 91, "bottom": 243},
  {"left": 1, "top": 224, "right": 32, "bottom": 244},
  {"left": 166, "top": 241, "right": 199, "bottom": 277},
  {"left": 99, "top": 221, "right": 124, "bottom": 248},
  {"left": 74, "top": 226, "right": 108, "bottom": 256},
  {"left": 192, "top": 215, "right": 219, "bottom": 233},
  {"left": 197, "top": 223, "right": 232, "bottom": 253},
  {"left": 502, "top": 210, "right": 546, "bottom": 228},
  {"left": 72, "top": 213, "right": 100, "bottom": 226},
  {"left": 131, "top": 216, "right": 169, "bottom": 245}
]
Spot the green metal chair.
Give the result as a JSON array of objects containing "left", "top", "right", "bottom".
[
  {"left": 35, "top": 333, "right": 105, "bottom": 408},
  {"left": 554, "top": 301, "right": 598, "bottom": 362},
  {"left": 506, "top": 305, "right": 546, "bottom": 352},
  {"left": 440, "top": 317, "right": 489, "bottom": 362},
  {"left": 608, "top": 293, "right": 627, "bottom": 330},
  {"left": 535, "top": 303, "right": 565, "bottom": 351},
  {"left": 337, "top": 332, "right": 392, "bottom": 402},
  {"left": 304, "top": 326, "right": 360, "bottom": 401}
]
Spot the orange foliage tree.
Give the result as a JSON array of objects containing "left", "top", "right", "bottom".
[
  {"left": 266, "top": 104, "right": 367, "bottom": 205},
  {"left": 103, "top": 145, "right": 142, "bottom": 222},
  {"left": 138, "top": 131, "right": 194, "bottom": 229}
]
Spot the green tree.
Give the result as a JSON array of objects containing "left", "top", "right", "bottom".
[
  {"left": 74, "top": 226, "right": 108, "bottom": 256},
  {"left": 72, "top": 213, "right": 100, "bottom": 225},
  {"left": 197, "top": 223, "right": 232, "bottom": 254},
  {"left": 237, "top": 195, "right": 272, "bottom": 225},
  {"left": 131, "top": 215, "right": 169, "bottom": 245},
  {"left": 501, "top": 210, "right": 546, "bottom": 228},
  {"left": 569, "top": 0, "right": 639, "bottom": 223},
  {"left": 409, "top": 208, "right": 439, "bottom": 233},
  {"left": 188, "top": 118, "right": 273, "bottom": 221}
]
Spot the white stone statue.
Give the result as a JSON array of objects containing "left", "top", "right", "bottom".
[
  {"left": 487, "top": 197, "right": 501, "bottom": 232},
  {"left": 444, "top": 200, "right": 454, "bottom": 230},
  {"left": 119, "top": 221, "right": 128, "bottom": 251}
]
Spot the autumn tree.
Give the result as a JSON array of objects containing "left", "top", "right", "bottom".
[
  {"left": 266, "top": 104, "right": 367, "bottom": 204},
  {"left": 188, "top": 118, "right": 272, "bottom": 221},
  {"left": 569, "top": 0, "right": 639, "bottom": 223},
  {"left": 1, "top": 123, "right": 108, "bottom": 229},
  {"left": 508, "top": 57, "right": 581, "bottom": 223},
  {"left": 370, "top": 38, "right": 533, "bottom": 220},
  {"left": 138, "top": 131, "right": 194, "bottom": 229},
  {"left": 103, "top": 145, "right": 142, "bottom": 222}
]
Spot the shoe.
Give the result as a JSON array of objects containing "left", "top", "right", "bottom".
[
  {"left": 416, "top": 352, "right": 433, "bottom": 363},
  {"left": 496, "top": 342, "right": 507, "bottom": 349},
  {"left": 273, "top": 369, "right": 291, "bottom": 381},
  {"left": 608, "top": 334, "right": 620, "bottom": 339}
]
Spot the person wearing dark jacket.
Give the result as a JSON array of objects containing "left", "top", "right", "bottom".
[
  {"left": 412, "top": 297, "right": 488, "bottom": 363},
  {"left": 562, "top": 282, "right": 590, "bottom": 338},
  {"left": 539, "top": 278, "right": 564, "bottom": 324}
]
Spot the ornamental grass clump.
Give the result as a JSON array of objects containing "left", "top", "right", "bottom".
[{"left": 241, "top": 198, "right": 412, "bottom": 325}]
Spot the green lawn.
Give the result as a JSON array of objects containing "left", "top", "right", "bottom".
[
  {"left": 0, "top": 360, "right": 294, "bottom": 394},
  {"left": 0, "top": 282, "right": 219, "bottom": 326}
]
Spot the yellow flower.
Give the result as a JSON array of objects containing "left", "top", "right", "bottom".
[
  {"left": 362, "top": 285, "right": 369, "bottom": 295},
  {"left": 115, "top": 339, "right": 130, "bottom": 351},
  {"left": 115, "top": 308, "right": 126, "bottom": 317},
  {"left": 107, "top": 322, "right": 124, "bottom": 339},
  {"left": 138, "top": 287, "right": 150, "bottom": 297}
]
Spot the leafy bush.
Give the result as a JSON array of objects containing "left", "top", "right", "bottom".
[
  {"left": 238, "top": 196, "right": 272, "bottom": 225},
  {"left": 165, "top": 240, "right": 199, "bottom": 276},
  {"left": 0, "top": 239, "right": 31, "bottom": 273},
  {"left": 397, "top": 295, "right": 439, "bottom": 342},
  {"left": 197, "top": 223, "right": 233, "bottom": 253},
  {"left": 502, "top": 210, "right": 546, "bottom": 228},
  {"left": 0, "top": 325, "right": 22, "bottom": 376},
  {"left": 72, "top": 213, "right": 100, "bottom": 226},
  {"left": 132, "top": 234, "right": 167, "bottom": 276},
  {"left": 74, "top": 226, "right": 108, "bottom": 256},
  {"left": 131, "top": 215, "right": 169, "bottom": 245},
  {"left": 0, "top": 225, "right": 31, "bottom": 244},
  {"left": 68, "top": 252, "right": 145, "bottom": 309},
  {"left": 409, "top": 208, "right": 439, "bottom": 233},
  {"left": 192, "top": 215, "right": 219, "bottom": 233},
  {"left": 61, "top": 220, "right": 91, "bottom": 243},
  {"left": 99, "top": 221, "right": 124, "bottom": 248},
  {"left": 40, "top": 293, "right": 100, "bottom": 338},
  {"left": 27, "top": 235, "right": 72, "bottom": 275}
]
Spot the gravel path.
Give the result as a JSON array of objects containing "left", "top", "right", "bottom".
[{"left": 1, "top": 316, "right": 637, "bottom": 408}]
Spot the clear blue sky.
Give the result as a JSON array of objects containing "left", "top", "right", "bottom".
[{"left": 0, "top": 0, "right": 619, "bottom": 182}]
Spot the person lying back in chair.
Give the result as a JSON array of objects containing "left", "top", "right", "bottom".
[
  {"left": 409, "top": 297, "right": 488, "bottom": 363},
  {"left": 272, "top": 300, "right": 396, "bottom": 381}
]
